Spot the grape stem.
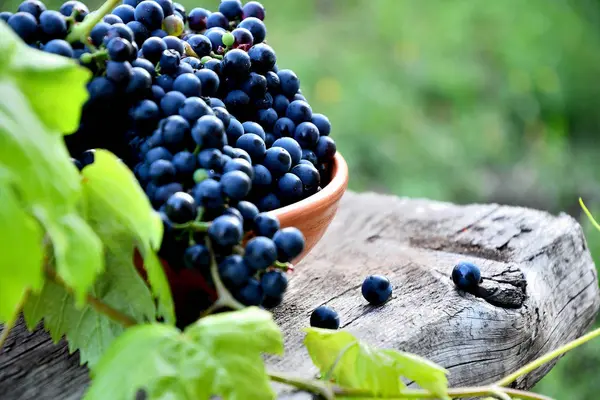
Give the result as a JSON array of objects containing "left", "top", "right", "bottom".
[
  {"left": 268, "top": 371, "right": 553, "bottom": 400},
  {"left": 45, "top": 267, "right": 137, "bottom": 328},
  {"left": 66, "top": 0, "right": 122, "bottom": 43},
  {"left": 200, "top": 238, "right": 245, "bottom": 317}
]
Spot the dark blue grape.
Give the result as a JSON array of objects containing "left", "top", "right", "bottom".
[
  {"left": 131, "top": 99, "right": 160, "bottom": 130},
  {"left": 301, "top": 149, "right": 318, "bottom": 166},
  {"left": 206, "top": 11, "right": 228, "bottom": 29},
  {"left": 18, "top": 0, "right": 46, "bottom": 19},
  {"left": 261, "top": 270, "right": 288, "bottom": 299},
  {"left": 273, "top": 94, "right": 290, "bottom": 117},
  {"left": 104, "top": 23, "right": 135, "bottom": 44},
  {"left": 273, "top": 227, "right": 304, "bottom": 262},
  {"left": 241, "top": 72, "right": 267, "bottom": 99},
  {"left": 277, "top": 69, "right": 300, "bottom": 97},
  {"left": 104, "top": 14, "right": 123, "bottom": 24},
  {"left": 287, "top": 100, "right": 312, "bottom": 124},
  {"left": 263, "top": 147, "right": 291, "bottom": 177},
  {"left": 135, "top": 0, "right": 164, "bottom": 30},
  {"left": 160, "top": 90, "right": 186, "bottom": 116},
  {"left": 149, "top": 159, "right": 176, "bottom": 184},
  {"left": 218, "top": 255, "right": 250, "bottom": 288},
  {"left": 191, "top": 115, "right": 225, "bottom": 149},
  {"left": 151, "top": 84, "right": 165, "bottom": 101},
  {"left": 43, "top": 39, "right": 73, "bottom": 58},
  {"left": 172, "top": 73, "right": 201, "bottom": 97},
  {"left": 173, "top": 2, "right": 186, "bottom": 21},
  {"left": 141, "top": 36, "right": 167, "bottom": 63},
  {"left": 293, "top": 93, "right": 306, "bottom": 102},
  {"left": 194, "top": 69, "right": 220, "bottom": 97},
  {"left": 291, "top": 163, "right": 320, "bottom": 195},
  {"left": 212, "top": 107, "right": 231, "bottom": 129},
  {"left": 242, "top": 121, "right": 266, "bottom": 140},
  {"left": 59, "top": 0, "right": 88, "bottom": 21},
  {"left": 145, "top": 146, "right": 172, "bottom": 163},
  {"left": 126, "top": 67, "right": 153, "bottom": 98},
  {"left": 225, "top": 117, "right": 244, "bottom": 144},
  {"left": 205, "top": 27, "right": 225, "bottom": 52},
  {"left": 164, "top": 191, "right": 196, "bottom": 223},
  {"left": 222, "top": 49, "right": 251, "bottom": 78},
  {"left": 315, "top": 136, "right": 336, "bottom": 161},
  {"left": 156, "top": 74, "right": 174, "bottom": 91},
  {"left": 184, "top": 244, "right": 211, "bottom": 270},
  {"left": 179, "top": 96, "right": 213, "bottom": 122},
  {"left": 253, "top": 213, "right": 279, "bottom": 238},
  {"left": 132, "top": 57, "right": 156, "bottom": 76},
  {"left": 153, "top": 182, "right": 183, "bottom": 207},
  {"left": 223, "top": 158, "right": 253, "bottom": 179},
  {"left": 238, "top": 17, "right": 266, "bottom": 44},
  {"left": 224, "top": 90, "right": 250, "bottom": 118},
  {"left": 256, "top": 193, "right": 280, "bottom": 211},
  {"left": 0, "top": 12, "right": 13, "bottom": 22},
  {"left": 251, "top": 164, "right": 272, "bottom": 192},
  {"left": 277, "top": 173, "right": 302, "bottom": 203},
  {"left": 220, "top": 170, "right": 252, "bottom": 200},
  {"left": 236, "top": 134, "right": 266, "bottom": 163},
  {"left": 248, "top": 43, "right": 276, "bottom": 73},
  {"left": 209, "top": 97, "right": 226, "bottom": 108},
  {"left": 8, "top": 12, "right": 38, "bottom": 44},
  {"left": 152, "top": 0, "right": 173, "bottom": 17},
  {"left": 272, "top": 137, "right": 301, "bottom": 165},
  {"left": 257, "top": 109, "right": 278, "bottom": 132},
  {"left": 79, "top": 149, "right": 95, "bottom": 168},
  {"left": 159, "top": 49, "right": 180, "bottom": 74},
  {"left": 192, "top": 178, "right": 224, "bottom": 209},
  {"left": 175, "top": 63, "right": 194, "bottom": 76},
  {"left": 208, "top": 215, "right": 243, "bottom": 247},
  {"left": 244, "top": 236, "right": 277, "bottom": 271},
  {"left": 186, "top": 34, "right": 212, "bottom": 58},
  {"left": 172, "top": 150, "right": 197, "bottom": 177},
  {"left": 127, "top": 21, "right": 150, "bottom": 46},
  {"left": 310, "top": 306, "right": 339, "bottom": 329},
  {"left": 219, "top": 0, "right": 242, "bottom": 20},
  {"left": 39, "top": 10, "right": 67, "bottom": 40},
  {"left": 162, "top": 35, "right": 184, "bottom": 55},
  {"left": 161, "top": 115, "right": 190, "bottom": 150},
  {"left": 108, "top": 37, "right": 134, "bottom": 62},
  {"left": 106, "top": 60, "right": 133, "bottom": 85},
  {"left": 112, "top": 4, "right": 135, "bottom": 23},
  {"left": 232, "top": 147, "right": 252, "bottom": 163},
  {"left": 181, "top": 56, "right": 202, "bottom": 69},
  {"left": 231, "top": 27, "right": 253, "bottom": 49},
  {"left": 452, "top": 262, "right": 482, "bottom": 290},
  {"left": 236, "top": 200, "right": 259, "bottom": 230},
  {"left": 87, "top": 77, "right": 117, "bottom": 102},
  {"left": 235, "top": 279, "right": 264, "bottom": 306},
  {"left": 294, "top": 122, "right": 319, "bottom": 148},
  {"left": 188, "top": 7, "right": 210, "bottom": 31},
  {"left": 242, "top": 1, "right": 265, "bottom": 20},
  {"left": 361, "top": 275, "right": 392, "bottom": 306},
  {"left": 198, "top": 148, "right": 223, "bottom": 169}
]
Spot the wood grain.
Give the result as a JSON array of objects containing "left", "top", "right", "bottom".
[{"left": 1, "top": 191, "right": 598, "bottom": 399}]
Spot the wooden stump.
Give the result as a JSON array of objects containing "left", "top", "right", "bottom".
[{"left": 1, "top": 192, "right": 598, "bottom": 400}]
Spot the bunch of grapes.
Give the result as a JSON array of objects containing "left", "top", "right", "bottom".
[{"left": 3, "top": 0, "right": 337, "bottom": 324}]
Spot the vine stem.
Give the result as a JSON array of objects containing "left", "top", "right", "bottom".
[
  {"left": 66, "top": 0, "right": 122, "bottom": 43},
  {"left": 496, "top": 324, "right": 600, "bottom": 387},
  {"left": 45, "top": 268, "right": 137, "bottom": 328},
  {"left": 268, "top": 371, "right": 553, "bottom": 400}
]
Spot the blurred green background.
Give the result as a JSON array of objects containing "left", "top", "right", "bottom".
[{"left": 3, "top": 0, "right": 600, "bottom": 397}]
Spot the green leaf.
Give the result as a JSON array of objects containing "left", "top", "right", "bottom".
[
  {"left": 85, "top": 308, "right": 283, "bottom": 400},
  {"left": 0, "top": 184, "right": 44, "bottom": 322},
  {"left": 0, "top": 38, "right": 103, "bottom": 309},
  {"left": 81, "top": 150, "right": 173, "bottom": 324},
  {"left": 304, "top": 328, "right": 449, "bottom": 400},
  {"left": 0, "top": 21, "right": 90, "bottom": 133}
]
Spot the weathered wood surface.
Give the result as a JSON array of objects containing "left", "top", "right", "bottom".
[{"left": 1, "top": 191, "right": 599, "bottom": 399}]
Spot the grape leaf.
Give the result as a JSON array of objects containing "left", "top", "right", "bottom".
[
  {"left": 0, "top": 21, "right": 90, "bottom": 133},
  {"left": 85, "top": 308, "right": 284, "bottom": 400},
  {"left": 0, "top": 184, "right": 44, "bottom": 322},
  {"left": 304, "top": 328, "right": 449, "bottom": 400},
  {"left": 81, "top": 150, "right": 173, "bottom": 324}
]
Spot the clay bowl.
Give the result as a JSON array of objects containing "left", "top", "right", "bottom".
[{"left": 135, "top": 152, "right": 349, "bottom": 312}]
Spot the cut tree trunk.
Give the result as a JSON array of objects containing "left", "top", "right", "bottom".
[{"left": 1, "top": 191, "right": 598, "bottom": 400}]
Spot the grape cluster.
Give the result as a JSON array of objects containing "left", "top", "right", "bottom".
[{"left": 3, "top": 0, "right": 338, "bottom": 320}]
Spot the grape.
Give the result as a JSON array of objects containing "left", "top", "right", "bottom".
[
  {"left": 361, "top": 275, "right": 392, "bottom": 306},
  {"left": 208, "top": 215, "right": 243, "bottom": 247},
  {"left": 198, "top": 148, "right": 223, "bottom": 169},
  {"left": 108, "top": 37, "right": 135, "bottom": 62},
  {"left": 105, "top": 23, "right": 135, "bottom": 44},
  {"left": 235, "top": 279, "right": 264, "bottom": 306},
  {"left": 161, "top": 115, "right": 190, "bottom": 149},
  {"left": 179, "top": 96, "right": 213, "bottom": 122},
  {"left": 79, "top": 149, "right": 95, "bottom": 168},
  {"left": 205, "top": 27, "right": 225, "bottom": 51},
  {"left": 145, "top": 146, "right": 172, "bottom": 163},
  {"left": 181, "top": 56, "right": 202, "bottom": 69},
  {"left": 59, "top": 0, "right": 88, "bottom": 21},
  {"left": 175, "top": 63, "right": 194, "bottom": 76},
  {"left": 206, "top": 11, "right": 228, "bottom": 30},
  {"left": 263, "top": 147, "right": 291, "bottom": 177},
  {"left": 0, "top": 12, "right": 13, "bottom": 22},
  {"left": 310, "top": 306, "right": 339, "bottom": 330},
  {"left": 151, "top": 84, "right": 165, "bottom": 101},
  {"left": 242, "top": 121, "right": 265, "bottom": 139},
  {"left": 315, "top": 136, "right": 336, "bottom": 161},
  {"left": 112, "top": 4, "right": 135, "bottom": 23},
  {"left": 220, "top": 170, "right": 251, "bottom": 200},
  {"left": 287, "top": 100, "right": 313, "bottom": 124},
  {"left": 135, "top": 0, "right": 164, "bottom": 30},
  {"left": 149, "top": 159, "right": 176, "bottom": 184},
  {"left": 87, "top": 77, "right": 117, "bottom": 103},
  {"left": 273, "top": 95, "right": 290, "bottom": 117},
  {"left": 152, "top": 0, "right": 173, "bottom": 17},
  {"left": 159, "top": 49, "right": 180, "bottom": 74},
  {"left": 192, "top": 178, "right": 224, "bottom": 209},
  {"left": 231, "top": 27, "right": 253, "bottom": 50},
  {"left": 277, "top": 173, "right": 302, "bottom": 203},
  {"left": 224, "top": 90, "right": 250, "bottom": 118},
  {"left": 223, "top": 157, "right": 253, "bottom": 178},
  {"left": 291, "top": 163, "right": 320, "bottom": 194},
  {"left": 104, "top": 14, "right": 123, "bottom": 24},
  {"left": 219, "top": 0, "right": 242, "bottom": 20},
  {"left": 43, "top": 39, "right": 73, "bottom": 58},
  {"left": 294, "top": 122, "right": 319, "bottom": 148},
  {"left": 186, "top": 34, "right": 212, "bottom": 58},
  {"left": 241, "top": 72, "right": 267, "bottom": 98},
  {"left": 235, "top": 200, "right": 259, "bottom": 230},
  {"left": 256, "top": 192, "right": 280, "bottom": 211},
  {"left": 164, "top": 191, "right": 197, "bottom": 223},
  {"left": 301, "top": 149, "right": 318, "bottom": 166},
  {"left": 272, "top": 227, "right": 304, "bottom": 262},
  {"left": 154, "top": 182, "right": 183, "bottom": 206},
  {"left": 225, "top": 118, "right": 244, "bottom": 144},
  {"left": 261, "top": 271, "right": 288, "bottom": 299},
  {"left": 452, "top": 262, "right": 482, "bottom": 290},
  {"left": 213, "top": 107, "right": 231, "bottom": 128},
  {"left": 251, "top": 164, "right": 272, "bottom": 192},
  {"left": 236, "top": 133, "right": 266, "bottom": 163},
  {"left": 156, "top": 74, "right": 174, "bottom": 91},
  {"left": 222, "top": 50, "right": 252, "bottom": 80},
  {"left": 131, "top": 99, "right": 160, "bottom": 130},
  {"left": 248, "top": 43, "right": 276, "bottom": 73},
  {"left": 218, "top": 255, "right": 250, "bottom": 288},
  {"left": 127, "top": 21, "right": 150, "bottom": 46},
  {"left": 238, "top": 17, "right": 266, "bottom": 44},
  {"left": 8, "top": 12, "right": 38, "bottom": 44},
  {"left": 141, "top": 36, "right": 167, "bottom": 63},
  {"left": 277, "top": 69, "right": 300, "bottom": 97},
  {"left": 253, "top": 213, "right": 279, "bottom": 238},
  {"left": 125, "top": 67, "right": 153, "bottom": 98},
  {"left": 106, "top": 61, "right": 133, "bottom": 86},
  {"left": 257, "top": 108, "right": 278, "bottom": 131},
  {"left": 244, "top": 236, "right": 277, "bottom": 271},
  {"left": 188, "top": 7, "right": 210, "bottom": 31},
  {"left": 18, "top": 0, "right": 46, "bottom": 19},
  {"left": 191, "top": 115, "right": 225, "bottom": 148},
  {"left": 293, "top": 93, "right": 306, "bottom": 102},
  {"left": 173, "top": 73, "right": 201, "bottom": 97},
  {"left": 272, "top": 137, "right": 301, "bottom": 165},
  {"left": 184, "top": 244, "right": 211, "bottom": 270},
  {"left": 172, "top": 2, "right": 186, "bottom": 21},
  {"left": 162, "top": 35, "right": 184, "bottom": 55},
  {"left": 39, "top": 10, "right": 67, "bottom": 40}
]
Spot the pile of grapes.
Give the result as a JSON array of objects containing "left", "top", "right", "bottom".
[{"left": 2, "top": 0, "right": 337, "bottom": 323}]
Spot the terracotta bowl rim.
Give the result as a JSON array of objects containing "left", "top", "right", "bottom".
[{"left": 269, "top": 152, "right": 349, "bottom": 218}]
